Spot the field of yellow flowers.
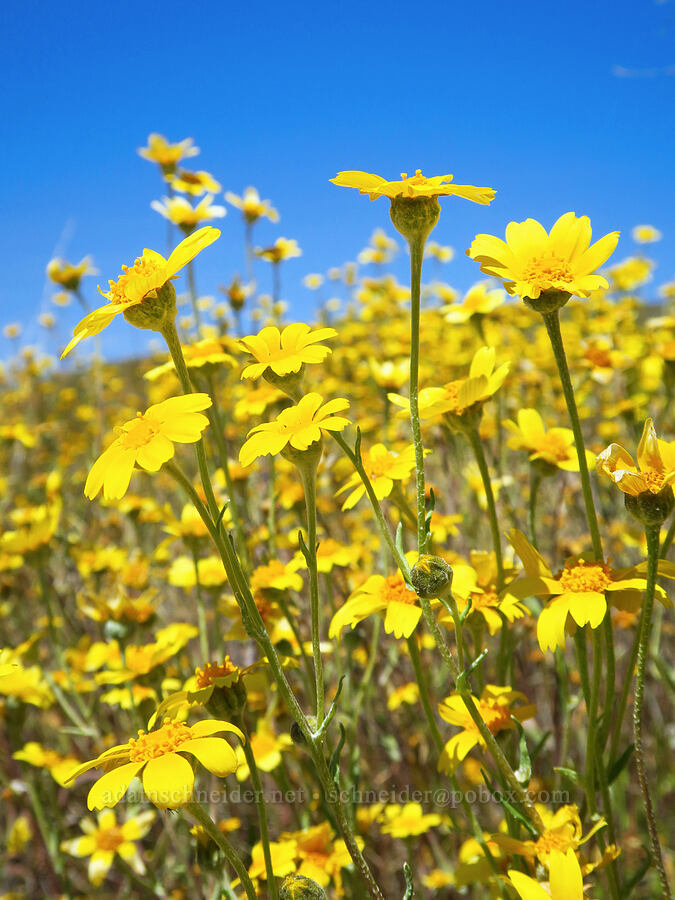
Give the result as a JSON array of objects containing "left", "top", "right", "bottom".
[{"left": 1, "top": 134, "right": 674, "bottom": 899}]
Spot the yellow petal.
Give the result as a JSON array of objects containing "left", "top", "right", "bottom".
[
  {"left": 142, "top": 753, "right": 194, "bottom": 808},
  {"left": 87, "top": 762, "right": 143, "bottom": 810}
]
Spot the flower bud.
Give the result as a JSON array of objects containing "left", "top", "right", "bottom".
[
  {"left": 281, "top": 437, "right": 323, "bottom": 472},
  {"left": 123, "top": 281, "right": 177, "bottom": 331},
  {"left": 624, "top": 484, "right": 675, "bottom": 526},
  {"left": 411, "top": 555, "right": 453, "bottom": 599},
  {"left": 280, "top": 874, "right": 328, "bottom": 900}
]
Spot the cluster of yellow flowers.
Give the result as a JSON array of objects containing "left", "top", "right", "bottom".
[{"left": 1, "top": 135, "right": 674, "bottom": 899}]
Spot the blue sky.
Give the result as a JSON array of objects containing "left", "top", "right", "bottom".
[{"left": 2, "top": 0, "right": 674, "bottom": 360}]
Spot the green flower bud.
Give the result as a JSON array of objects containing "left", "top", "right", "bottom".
[
  {"left": 625, "top": 484, "right": 675, "bottom": 526},
  {"left": 521, "top": 289, "right": 571, "bottom": 315},
  {"left": 123, "top": 280, "right": 177, "bottom": 331},
  {"left": 281, "top": 437, "right": 323, "bottom": 472},
  {"left": 389, "top": 196, "right": 441, "bottom": 244},
  {"left": 411, "top": 555, "right": 453, "bottom": 600},
  {"left": 280, "top": 874, "right": 328, "bottom": 900}
]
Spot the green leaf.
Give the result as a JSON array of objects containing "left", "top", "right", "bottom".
[
  {"left": 553, "top": 766, "right": 581, "bottom": 785},
  {"left": 402, "top": 861, "right": 415, "bottom": 899},
  {"left": 328, "top": 723, "right": 346, "bottom": 785},
  {"left": 514, "top": 720, "right": 532, "bottom": 786}
]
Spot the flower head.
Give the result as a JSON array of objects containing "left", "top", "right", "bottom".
[
  {"left": 67, "top": 718, "right": 244, "bottom": 809},
  {"left": 138, "top": 133, "right": 199, "bottom": 171},
  {"left": 468, "top": 212, "right": 619, "bottom": 304},
  {"left": 151, "top": 195, "right": 226, "bottom": 230},
  {"left": 46, "top": 256, "right": 97, "bottom": 291},
  {"left": 508, "top": 848, "right": 596, "bottom": 900},
  {"left": 84, "top": 394, "right": 212, "bottom": 501},
  {"left": 330, "top": 169, "right": 495, "bottom": 205},
  {"left": 597, "top": 418, "right": 675, "bottom": 497},
  {"left": 61, "top": 227, "right": 220, "bottom": 357},
  {"left": 225, "top": 186, "right": 279, "bottom": 224},
  {"left": 438, "top": 684, "right": 536, "bottom": 774},
  {"left": 255, "top": 237, "right": 301, "bottom": 263},
  {"left": 336, "top": 443, "right": 420, "bottom": 509},
  {"left": 329, "top": 568, "right": 423, "bottom": 640},
  {"left": 239, "top": 323, "right": 338, "bottom": 381},
  {"left": 167, "top": 169, "right": 222, "bottom": 196},
  {"left": 504, "top": 408, "right": 595, "bottom": 472},
  {"left": 60, "top": 809, "right": 155, "bottom": 886},
  {"left": 239, "top": 393, "right": 350, "bottom": 467}
]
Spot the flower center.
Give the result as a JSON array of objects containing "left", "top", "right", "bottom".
[
  {"left": 479, "top": 702, "right": 512, "bottom": 734},
  {"left": 128, "top": 721, "right": 193, "bottom": 761},
  {"left": 535, "top": 832, "right": 570, "bottom": 855},
  {"left": 471, "top": 590, "right": 499, "bottom": 611},
  {"left": 119, "top": 413, "right": 158, "bottom": 450},
  {"left": 536, "top": 432, "right": 570, "bottom": 462},
  {"left": 367, "top": 451, "right": 396, "bottom": 479},
  {"left": 401, "top": 169, "right": 427, "bottom": 185},
  {"left": 522, "top": 254, "right": 574, "bottom": 290},
  {"left": 642, "top": 471, "right": 665, "bottom": 493},
  {"left": 584, "top": 346, "right": 613, "bottom": 368},
  {"left": 559, "top": 562, "right": 611, "bottom": 593},
  {"left": 96, "top": 825, "right": 125, "bottom": 852},
  {"left": 107, "top": 253, "right": 163, "bottom": 305},
  {"left": 382, "top": 574, "right": 418, "bottom": 606},
  {"left": 195, "top": 658, "right": 239, "bottom": 689}
]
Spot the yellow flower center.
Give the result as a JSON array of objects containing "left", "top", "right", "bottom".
[
  {"left": 642, "top": 471, "right": 665, "bottom": 493},
  {"left": 96, "top": 825, "right": 125, "bottom": 852},
  {"left": 522, "top": 254, "right": 574, "bottom": 290},
  {"left": 535, "top": 432, "right": 570, "bottom": 462},
  {"left": 470, "top": 590, "right": 499, "bottom": 611},
  {"left": 119, "top": 413, "right": 158, "bottom": 450},
  {"left": 382, "top": 574, "right": 418, "bottom": 606},
  {"left": 128, "top": 721, "right": 193, "bottom": 761},
  {"left": 585, "top": 346, "right": 613, "bottom": 368},
  {"left": 367, "top": 452, "right": 396, "bottom": 479},
  {"left": 107, "top": 254, "right": 163, "bottom": 304},
  {"left": 535, "top": 832, "right": 571, "bottom": 855},
  {"left": 559, "top": 562, "right": 611, "bottom": 593},
  {"left": 195, "top": 658, "right": 239, "bottom": 689},
  {"left": 478, "top": 701, "right": 512, "bottom": 734}
]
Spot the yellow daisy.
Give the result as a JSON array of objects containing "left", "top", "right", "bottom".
[
  {"left": 60, "top": 809, "right": 155, "bottom": 886},
  {"left": 239, "top": 393, "right": 350, "bottom": 467},
  {"left": 239, "top": 323, "right": 338, "bottom": 380},
  {"left": 61, "top": 227, "right": 220, "bottom": 357},
  {"left": 467, "top": 212, "right": 619, "bottom": 301},
  {"left": 84, "top": 394, "right": 212, "bottom": 501},
  {"left": 67, "top": 718, "right": 244, "bottom": 810},
  {"left": 596, "top": 417, "right": 675, "bottom": 496},
  {"left": 329, "top": 569, "right": 423, "bottom": 640},
  {"left": 330, "top": 168, "right": 495, "bottom": 205}
]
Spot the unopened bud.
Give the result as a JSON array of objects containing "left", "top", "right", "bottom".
[
  {"left": 410, "top": 555, "right": 453, "bottom": 600},
  {"left": 280, "top": 874, "right": 328, "bottom": 899},
  {"left": 521, "top": 289, "right": 571, "bottom": 314},
  {"left": 625, "top": 484, "right": 675, "bottom": 526}
]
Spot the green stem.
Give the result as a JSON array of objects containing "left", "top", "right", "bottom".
[
  {"left": 185, "top": 801, "right": 257, "bottom": 900},
  {"left": 541, "top": 310, "right": 603, "bottom": 560},
  {"left": 299, "top": 461, "right": 325, "bottom": 727},
  {"left": 191, "top": 545, "right": 210, "bottom": 661},
  {"left": 608, "top": 616, "right": 641, "bottom": 766},
  {"left": 408, "top": 232, "right": 428, "bottom": 553},
  {"left": 633, "top": 525, "right": 672, "bottom": 899},
  {"left": 239, "top": 713, "right": 279, "bottom": 900},
  {"left": 467, "top": 427, "right": 504, "bottom": 589}
]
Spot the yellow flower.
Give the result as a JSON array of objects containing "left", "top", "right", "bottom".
[
  {"left": 225, "top": 186, "right": 279, "bottom": 223},
  {"left": 438, "top": 684, "right": 536, "bottom": 774},
  {"left": 606, "top": 255, "right": 653, "bottom": 291},
  {"left": 330, "top": 168, "right": 495, "bottom": 205},
  {"left": 387, "top": 682, "right": 420, "bottom": 710},
  {"left": 60, "top": 809, "right": 155, "bottom": 886},
  {"left": 46, "top": 255, "right": 97, "bottom": 291},
  {"left": 8, "top": 816, "right": 32, "bottom": 855},
  {"left": 13, "top": 742, "right": 80, "bottom": 786},
  {"left": 504, "top": 408, "right": 595, "bottom": 471},
  {"left": 255, "top": 237, "right": 301, "bottom": 262},
  {"left": 508, "top": 848, "right": 596, "bottom": 900},
  {"left": 329, "top": 569, "right": 423, "bottom": 640},
  {"left": 61, "top": 227, "right": 220, "bottom": 357},
  {"left": 494, "top": 803, "right": 606, "bottom": 870},
  {"left": 425, "top": 241, "right": 454, "bottom": 262},
  {"left": 234, "top": 719, "right": 292, "bottom": 780},
  {"left": 67, "top": 718, "right": 244, "bottom": 810},
  {"left": 380, "top": 803, "right": 443, "bottom": 838},
  {"left": 151, "top": 195, "right": 226, "bottom": 230},
  {"left": 596, "top": 417, "right": 675, "bottom": 496},
  {"left": 167, "top": 168, "right": 222, "bottom": 196},
  {"left": 632, "top": 224, "right": 662, "bottom": 244},
  {"left": 239, "top": 393, "right": 350, "bottom": 467},
  {"left": 442, "top": 282, "right": 506, "bottom": 323},
  {"left": 438, "top": 552, "right": 525, "bottom": 636},
  {"left": 388, "top": 346, "right": 509, "bottom": 421},
  {"left": 137, "top": 133, "right": 199, "bottom": 170},
  {"left": 145, "top": 337, "right": 236, "bottom": 380},
  {"left": 84, "top": 394, "right": 212, "bottom": 501},
  {"left": 505, "top": 529, "right": 658, "bottom": 652},
  {"left": 467, "top": 212, "right": 619, "bottom": 301},
  {"left": 336, "top": 442, "right": 420, "bottom": 509},
  {"left": 239, "top": 323, "right": 337, "bottom": 380}
]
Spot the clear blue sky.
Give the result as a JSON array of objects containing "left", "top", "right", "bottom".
[{"left": 2, "top": 0, "right": 674, "bottom": 360}]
